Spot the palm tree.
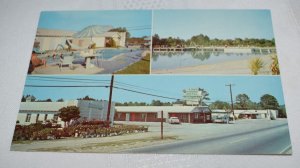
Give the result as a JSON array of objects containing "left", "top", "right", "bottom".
[
  {"left": 249, "top": 57, "right": 264, "bottom": 75},
  {"left": 199, "top": 88, "right": 210, "bottom": 106}
]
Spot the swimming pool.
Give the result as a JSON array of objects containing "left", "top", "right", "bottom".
[{"left": 41, "top": 48, "right": 133, "bottom": 65}]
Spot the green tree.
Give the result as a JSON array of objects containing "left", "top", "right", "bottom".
[
  {"left": 109, "top": 27, "right": 130, "bottom": 41},
  {"left": 152, "top": 34, "right": 160, "bottom": 46},
  {"left": 209, "top": 101, "right": 230, "bottom": 110},
  {"left": 79, "top": 95, "right": 95, "bottom": 101},
  {"left": 57, "top": 98, "right": 64, "bottom": 102},
  {"left": 21, "top": 95, "right": 26, "bottom": 102},
  {"left": 199, "top": 88, "right": 210, "bottom": 106},
  {"left": 278, "top": 105, "right": 287, "bottom": 118},
  {"left": 236, "top": 94, "right": 250, "bottom": 109},
  {"left": 151, "top": 100, "right": 163, "bottom": 106},
  {"left": 260, "top": 94, "right": 279, "bottom": 110},
  {"left": 58, "top": 106, "right": 80, "bottom": 127}
]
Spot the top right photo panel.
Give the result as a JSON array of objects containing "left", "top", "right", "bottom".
[{"left": 151, "top": 10, "right": 279, "bottom": 75}]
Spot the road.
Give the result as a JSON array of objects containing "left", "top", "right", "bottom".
[{"left": 124, "top": 122, "right": 292, "bottom": 154}]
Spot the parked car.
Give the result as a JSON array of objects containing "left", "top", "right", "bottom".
[
  {"left": 213, "top": 116, "right": 227, "bottom": 123},
  {"left": 169, "top": 117, "right": 180, "bottom": 124}
]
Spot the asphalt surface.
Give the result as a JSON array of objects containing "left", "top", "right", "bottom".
[{"left": 124, "top": 122, "right": 292, "bottom": 154}]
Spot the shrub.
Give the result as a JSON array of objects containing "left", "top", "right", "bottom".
[
  {"left": 270, "top": 55, "right": 280, "bottom": 75},
  {"left": 249, "top": 57, "right": 264, "bottom": 75}
]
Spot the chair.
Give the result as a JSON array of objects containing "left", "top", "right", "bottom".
[{"left": 59, "top": 56, "right": 74, "bottom": 71}]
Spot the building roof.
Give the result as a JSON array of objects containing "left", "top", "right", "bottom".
[
  {"left": 235, "top": 110, "right": 271, "bottom": 114},
  {"left": 36, "top": 28, "right": 75, "bottom": 37},
  {"left": 19, "top": 101, "right": 78, "bottom": 112},
  {"left": 115, "top": 106, "right": 210, "bottom": 113},
  {"left": 72, "top": 25, "right": 113, "bottom": 38}
]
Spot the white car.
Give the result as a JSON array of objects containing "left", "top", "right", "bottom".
[{"left": 169, "top": 117, "right": 180, "bottom": 124}]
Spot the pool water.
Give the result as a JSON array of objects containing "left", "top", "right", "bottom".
[
  {"left": 151, "top": 51, "right": 271, "bottom": 70},
  {"left": 41, "top": 48, "right": 133, "bottom": 65}
]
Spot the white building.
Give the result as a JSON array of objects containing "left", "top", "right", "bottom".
[
  {"left": 17, "top": 100, "right": 115, "bottom": 126},
  {"left": 211, "top": 109, "right": 278, "bottom": 122},
  {"left": 35, "top": 28, "right": 75, "bottom": 51},
  {"left": 35, "top": 25, "right": 126, "bottom": 51}
]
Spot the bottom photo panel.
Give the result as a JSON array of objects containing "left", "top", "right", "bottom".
[{"left": 11, "top": 75, "right": 292, "bottom": 155}]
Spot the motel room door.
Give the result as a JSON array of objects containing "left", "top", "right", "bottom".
[{"left": 125, "top": 113, "right": 130, "bottom": 121}]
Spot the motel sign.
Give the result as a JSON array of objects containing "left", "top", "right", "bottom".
[{"left": 183, "top": 88, "right": 204, "bottom": 106}]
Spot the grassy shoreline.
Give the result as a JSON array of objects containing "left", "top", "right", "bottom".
[{"left": 115, "top": 53, "right": 150, "bottom": 74}]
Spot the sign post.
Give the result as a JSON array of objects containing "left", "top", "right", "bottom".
[{"left": 161, "top": 110, "right": 163, "bottom": 140}]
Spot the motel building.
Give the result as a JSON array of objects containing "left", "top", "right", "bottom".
[
  {"left": 35, "top": 25, "right": 126, "bottom": 51},
  {"left": 211, "top": 109, "right": 278, "bottom": 123},
  {"left": 114, "top": 106, "right": 212, "bottom": 123},
  {"left": 17, "top": 98, "right": 115, "bottom": 127}
]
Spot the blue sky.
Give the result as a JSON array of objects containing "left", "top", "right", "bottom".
[
  {"left": 38, "top": 10, "right": 152, "bottom": 37},
  {"left": 153, "top": 10, "right": 275, "bottom": 40},
  {"left": 22, "top": 75, "right": 285, "bottom": 105}
]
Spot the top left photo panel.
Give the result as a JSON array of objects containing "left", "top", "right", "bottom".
[{"left": 29, "top": 10, "right": 152, "bottom": 75}]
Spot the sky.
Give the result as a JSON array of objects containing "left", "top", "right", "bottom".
[
  {"left": 38, "top": 10, "right": 152, "bottom": 37},
  {"left": 153, "top": 10, "right": 275, "bottom": 40},
  {"left": 22, "top": 75, "right": 285, "bottom": 105}
]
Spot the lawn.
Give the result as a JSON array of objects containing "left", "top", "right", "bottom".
[{"left": 115, "top": 53, "right": 150, "bottom": 74}]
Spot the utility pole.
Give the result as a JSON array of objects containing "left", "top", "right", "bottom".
[
  {"left": 226, "top": 84, "right": 235, "bottom": 118},
  {"left": 161, "top": 110, "right": 164, "bottom": 140},
  {"left": 107, "top": 74, "right": 114, "bottom": 125}
]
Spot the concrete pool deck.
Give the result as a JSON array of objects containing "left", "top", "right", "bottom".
[
  {"left": 31, "top": 49, "right": 149, "bottom": 74},
  {"left": 32, "top": 64, "right": 104, "bottom": 74},
  {"left": 152, "top": 54, "right": 273, "bottom": 75}
]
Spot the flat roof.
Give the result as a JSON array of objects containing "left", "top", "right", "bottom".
[
  {"left": 36, "top": 28, "right": 75, "bottom": 37},
  {"left": 115, "top": 106, "right": 210, "bottom": 113},
  {"left": 19, "top": 101, "right": 77, "bottom": 112}
]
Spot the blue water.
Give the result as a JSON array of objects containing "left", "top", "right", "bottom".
[
  {"left": 151, "top": 51, "right": 270, "bottom": 70},
  {"left": 42, "top": 48, "right": 133, "bottom": 65}
]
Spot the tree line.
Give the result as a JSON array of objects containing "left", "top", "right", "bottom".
[
  {"left": 21, "top": 95, "right": 98, "bottom": 102},
  {"left": 209, "top": 93, "right": 286, "bottom": 118},
  {"left": 21, "top": 92, "right": 286, "bottom": 118},
  {"left": 152, "top": 34, "right": 275, "bottom": 47}
]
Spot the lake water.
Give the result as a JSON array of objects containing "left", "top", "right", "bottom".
[{"left": 151, "top": 51, "right": 270, "bottom": 70}]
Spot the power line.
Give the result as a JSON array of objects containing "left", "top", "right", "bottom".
[
  {"left": 28, "top": 76, "right": 110, "bottom": 82},
  {"left": 125, "top": 25, "right": 151, "bottom": 28},
  {"left": 28, "top": 76, "right": 175, "bottom": 97},
  {"left": 113, "top": 86, "right": 180, "bottom": 101},
  {"left": 114, "top": 81, "right": 169, "bottom": 93},
  {"left": 28, "top": 78, "right": 111, "bottom": 84},
  {"left": 24, "top": 78, "right": 215, "bottom": 104},
  {"left": 25, "top": 85, "right": 109, "bottom": 88}
]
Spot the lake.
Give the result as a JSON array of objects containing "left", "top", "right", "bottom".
[{"left": 151, "top": 51, "right": 272, "bottom": 70}]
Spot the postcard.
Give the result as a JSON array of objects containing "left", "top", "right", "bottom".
[{"left": 11, "top": 10, "right": 292, "bottom": 155}]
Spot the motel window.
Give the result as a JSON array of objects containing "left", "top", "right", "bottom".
[
  {"left": 53, "top": 114, "right": 59, "bottom": 121},
  {"left": 44, "top": 114, "right": 48, "bottom": 121},
  {"left": 25, "top": 114, "right": 31, "bottom": 122},
  {"left": 117, "top": 113, "right": 121, "bottom": 119},
  {"left": 206, "top": 115, "right": 210, "bottom": 121},
  {"left": 36, "top": 114, "right": 40, "bottom": 122},
  {"left": 141, "top": 114, "right": 146, "bottom": 119},
  {"left": 195, "top": 113, "right": 199, "bottom": 119},
  {"left": 200, "top": 115, "right": 204, "bottom": 120}
]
